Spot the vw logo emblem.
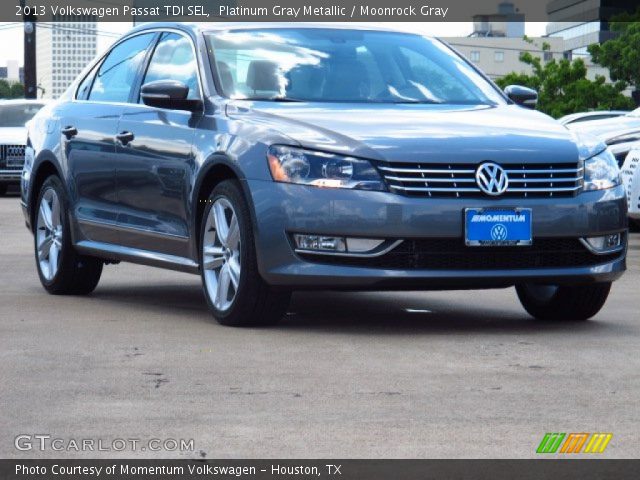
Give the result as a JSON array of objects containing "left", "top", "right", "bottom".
[
  {"left": 476, "top": 162, "right": 509, "bottom": 196},
  {"left": 491, "top": 224, "right": 508, "bottom": 241}
]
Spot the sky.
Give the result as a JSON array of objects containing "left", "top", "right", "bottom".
[{"left": 0, "top": 21, "right": 549, "bottom": 68}]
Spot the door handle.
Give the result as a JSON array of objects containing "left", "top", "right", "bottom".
[
  {"left": 61, "top": 126, "right": 77, "bottom": 139},
  {"left": 116, "top": 131, "right": 135, "bottom": 145}
]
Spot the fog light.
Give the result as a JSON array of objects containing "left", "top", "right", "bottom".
[
  {"left": 293, "top": 234, "right": 347, "bottom": 253},
  {"left": 582, "top": 233, "right": 622, "bottom": 253},
  {"left": 293, "top": 234, "right": 392, "bottom": 256}
]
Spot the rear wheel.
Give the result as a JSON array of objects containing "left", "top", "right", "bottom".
[
  {"left": 35, "top": 176, "right": 103, "bottom": 295},
  {"left": 200, "top": 180, "right": 290, "bottom": 326},
  {"left": 516, "top": 283, "right": 612, "bottom": 321}
]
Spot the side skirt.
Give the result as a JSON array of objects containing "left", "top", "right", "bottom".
[{"left": 75, "top": 240, "right": 200, "bottom": 275}]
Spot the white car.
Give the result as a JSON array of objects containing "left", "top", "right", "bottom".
[
  {"left": 621, "top": 148, "right": 640, "bottom": 227},
  {"left": 0, "top": 99, "right": 47, "bottom": 196},
  {"left": 559, "top": 110, "right": 629, "bottom": 126},
  {"left": 567, "top": 107, "right": 640, "bottom": 167}
]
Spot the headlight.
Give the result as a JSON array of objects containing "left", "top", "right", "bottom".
[
  {"left": 584, "top": 149, "right": 621, "bottom": 191},
  {"left": 267, "top": 145, "right": 386, "bottom": 191}
]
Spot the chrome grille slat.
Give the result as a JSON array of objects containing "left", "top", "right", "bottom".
[
  {"left": 384, "top": 176, "right": 476, "bottom": 183},
  {"left": 390, "top": 186, "right": 480, "bottom": 193},
  {"left": 377, "top": 161, "right": 583, "bottom": 198},
  {"left": 508, "top": 186, "right": 582, "bottom": 192},
  {"left": 505, "top": 168, "right": 583, "bottom": 174},
  {"left": 509, "top": 177, "right": 580, "bottom": 183},
  {"left": 378, "top": 166, "right": 475, "bottom": 174}
]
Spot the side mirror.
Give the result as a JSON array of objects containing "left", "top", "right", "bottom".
[
  {"left": 504, "top": 85, "right": 538, "bottom": 109},
  {"left": 140, "top": 80, "right": 202, "bottom": 112}
]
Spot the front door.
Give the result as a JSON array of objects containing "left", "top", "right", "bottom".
[{"left": 115, "top": 32, "right": 201, "bottom": 258}]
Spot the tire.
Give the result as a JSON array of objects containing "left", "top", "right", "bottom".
[
  {"left": 0, "top": 184, "right": 7, "bottom": 196},
  {"left": 630, "top": 218, "right": 640, "bottom": 232},
  {"left": 516, "top": 282, "right": 612, "bottom": 321},
  {"left": 34, "top": 175, "right": 103, "bottom": 295},
  {"left": 200, "top": 180, "right": 290, "bottom": 326}
]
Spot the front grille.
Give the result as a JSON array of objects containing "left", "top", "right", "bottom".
[
  {"left": 377, "top": 161, "right": 583, "bottom": 198},
  {"left": 0, "top": 144, "right": 26, "bottom": 170},
  {"left": 299, "top": 238, "right": 622, "bottom": 270}
]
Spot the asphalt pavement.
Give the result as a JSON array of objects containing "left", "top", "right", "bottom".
[{"left": 1, "top": 193, "right": 638, "bottom": 458}]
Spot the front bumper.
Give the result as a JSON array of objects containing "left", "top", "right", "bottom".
[{"left": 246, "top": 180, "right": 627, "bottom": 289}]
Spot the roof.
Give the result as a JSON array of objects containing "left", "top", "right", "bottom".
[{"left": 128, "top": 21, "right": 432, "bottom": 37}]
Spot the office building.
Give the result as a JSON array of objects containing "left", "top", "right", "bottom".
[{"left": 37, "top": 16, "right": 97, "bottom": 99}]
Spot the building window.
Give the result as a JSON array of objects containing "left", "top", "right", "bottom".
[
  {"left": 544, "top": 51, "right": 553, "bottom": 61},
  {"left": 470, "top": 51, "right": 480, "bottom": 62},
  {"left": 494, "top": 51, "right": 504, "bottom": 62}
]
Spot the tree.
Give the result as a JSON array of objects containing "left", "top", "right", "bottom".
[
  {"left": 588, "top": 9, "right": 640, "bottom": 99},
  {"left": 9, "top": 82, "right": 24, "bottom": 98},
  {"left": 495, "top": 51, "right": 635, "bottom": 118},
  {"left": 0, "top": 79, "right": 26, "bottom": 99},
  {"left": 0, "top": 79, "right": 10, "bottom": 99}
]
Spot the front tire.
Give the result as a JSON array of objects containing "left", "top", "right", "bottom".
[
  {"left": 34, "top": 176, "right": 103, "bottom": 295},
  {"left": 516, "top": 283, "right": 612, "bottom": 321},
  {"left": 200, "top": 180, "right": 290, "bottom": 326}
]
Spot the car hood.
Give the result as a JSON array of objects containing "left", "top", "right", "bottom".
[
  {"left": 233, "top": 102, "right": 582, "bottom": 164},
  {"left": 567, "top": 115, "right": 640, "bottom": 141},
  {"left": 0, "top": 127, "right": 27, "bottom": 145}
]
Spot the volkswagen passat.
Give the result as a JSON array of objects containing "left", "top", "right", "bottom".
[{"left": 21, "top": 23, "right": 627, "bottom": 326}]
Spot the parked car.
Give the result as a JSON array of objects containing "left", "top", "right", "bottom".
[
  {"left": 567, "top": 107, "right": 640, "bottom": 166},
  {"left": 21, "top": 23, "right": 627, "bottom": 326},
  {"left": 559, "top": 110, "right": 629, "bottom": 126},
  {"left": 0, "top": 99, "right": 47, "bottom": 196},
  {"left": 620, "top": 147, "right": 640, "bottom": 228}
]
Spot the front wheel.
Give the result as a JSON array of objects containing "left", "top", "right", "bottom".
[
  {"left": 516, "top": 283, "right": 612, "bottom": 321},
  {"left": 200, "top": 180, "right": 290, "bottom": 326}
]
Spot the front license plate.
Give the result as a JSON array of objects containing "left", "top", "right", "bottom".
[{"left": 465, "top": 208, "right": 532, "bottom": 246}]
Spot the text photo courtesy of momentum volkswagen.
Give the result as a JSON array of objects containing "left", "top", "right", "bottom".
[{"left": 21, "top": 23, "right": 627, "bottom": 326}]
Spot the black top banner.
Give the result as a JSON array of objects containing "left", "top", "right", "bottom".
[{"left": 6, "top": 0, "right": 640, "bottom": 23}]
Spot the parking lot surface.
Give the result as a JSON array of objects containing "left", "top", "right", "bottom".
[{"left": 1, "top": 194, "right": 638, "bottom": 458}]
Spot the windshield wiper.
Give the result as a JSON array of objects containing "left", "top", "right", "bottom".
[
  {"left": 245, "top": 96, "right": 306, "bottom": 103},
  {"left": 390, "top": 99, "right": 443, "bottom": 104}
]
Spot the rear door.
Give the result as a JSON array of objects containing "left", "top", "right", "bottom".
[
  {"left": 114, "top": 31, "right": 201, "bottom": 258},
  {"left": 63, "top": 32, "right": 156, "bottom": 244}
]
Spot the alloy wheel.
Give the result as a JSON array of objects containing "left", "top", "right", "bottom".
[
  {"left": 36, "top": 188, "right": 63, "bottom": 281},
  {"left": 202, "top": 198, "right": 241, "bottom": 312}
]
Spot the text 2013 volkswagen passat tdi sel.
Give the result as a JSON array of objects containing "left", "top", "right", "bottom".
[{"left": 21, "top": 24, "right": 627, "bottom": 326}]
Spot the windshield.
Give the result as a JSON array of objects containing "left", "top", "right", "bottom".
[
  {"left": 206, "top": 28, "right": 505, "bottom": 105},
  {"left": 0, "top": 103, "right": 45, "bottom": 127}
]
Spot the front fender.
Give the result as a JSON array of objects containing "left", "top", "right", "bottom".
[{"left": 189, "top": 154, "right": 260, "bottom": 262}]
